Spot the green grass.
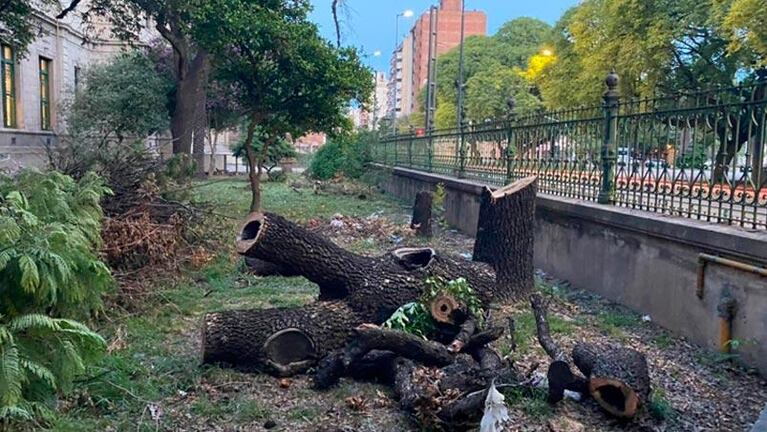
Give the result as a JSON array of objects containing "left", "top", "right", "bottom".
[
  {"left": 502, "top": 309, "right": 575, "bottom": 359},
  {"left": 505, "top": 387, "right": 553, "bottom": 419},
  {"left": 47, "top": 176, "right": 396, "bottom": 431},
  {"left": 647, "top": 389, "right": 676, "bottom": 421},
  {"left": 595, "top": 308, "right": 643, "bottom": 338}
]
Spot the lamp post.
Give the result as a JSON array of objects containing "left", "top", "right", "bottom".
[{"left": 456, "top": 0, "right": 467, "bottom": 177}]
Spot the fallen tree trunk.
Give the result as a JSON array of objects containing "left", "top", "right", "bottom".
[
  {"left": 411, "top": 191, "right": 433, "bottom": 237},
  {"left": 201, "top": 301, "right": 362, "bottom": 376},
  {"left": 236, "top": 212, "right": 498, "bottom": 322},
  {"left": 244, "top": 257, "right": 300, "bottom": 277},
  {"left": 472, "top": 176, "right": 537, "bottom": 298},
  {"left": 573, "top": 343, "right": 650, "bottom": 419},
  {"left": 343, "top": 325, "right": 455, "bottom": 368}
]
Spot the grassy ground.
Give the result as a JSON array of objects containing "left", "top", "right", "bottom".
[
  {"left": 46, "top": 176, "right": 767, "bottom": 432},
  {"left": 48, "top": 177, "right": 410, "bottom": 432}
]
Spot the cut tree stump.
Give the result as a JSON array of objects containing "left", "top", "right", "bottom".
[
  {"left": 572, "top": 343, "right": 650, "bottom": 419},
  {"left": 411, "top": 191, "right": 433, "bottom": 237},
  {"left": 201, "top": 301, "right": 362, "bottom": 376},
  {"left": 472, "top": 176, "right": 537, "bottom": 298},
  {"left": 236, "top": 212, "right": 499, "bottom": 322}
]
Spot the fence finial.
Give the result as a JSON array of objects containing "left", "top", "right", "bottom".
[{"left": 605, "top": 69, "right": 620, "bottom": 97}]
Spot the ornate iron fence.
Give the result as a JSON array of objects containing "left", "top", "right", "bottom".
[{"left": 372, "top": 72, "right": 767, "bottom": 230}]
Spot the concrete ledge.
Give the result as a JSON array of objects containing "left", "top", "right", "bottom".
[{"left": 374, "top": 163, "right": 767, "bottom": 376}]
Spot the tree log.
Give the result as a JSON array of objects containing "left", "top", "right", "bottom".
[
  {"left": 236, "top": 212, "right": 498, "bottom": 323},
  {"left": 244, "top": 257, "right": 300, "bottom": 277},
  {"left": 201, "top": 301, "right": 361, "bottom": 376},
  {"left": 411, "top": 191, "right": 433, "bottom": 237},
  {"left": 343, "top": 325, "right": 454, "bottom": 368},
  {"left": 472, "top": 176, "right": 537, "bottom": 298},
  {"left": 572, "top": 343, "right": 650, "bottom": 419}
]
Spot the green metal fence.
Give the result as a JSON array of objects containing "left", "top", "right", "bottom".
[{"left": 372, "top": 72, "right": 767, "bottom": 230}]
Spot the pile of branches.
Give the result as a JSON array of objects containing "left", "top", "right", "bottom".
[{"left": 201, "top": 177, "right": 652, "bottom": 430}]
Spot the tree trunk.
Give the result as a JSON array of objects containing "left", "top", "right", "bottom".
[
  {"left": 236, "top": 212, "right": 499, "bottom": 322},
  {"left": 472, "top": 176, "right": 537, "bottom": 299},
  {"left": 192, "top": 54, "right": 211, "bottom": 177},
  {"left": 243, "top": 117, "right": 260, "bottom": 212},
  {"left": 411, "top": 191, "right": 433, "bottom": 237},
  {"left": 244, "top": 257, "right": 300, "bottom": 277},
  {"left": 201, "top": 301, "right": 362, "bottom": 376},
  {"left": 171, "top": 50, "right": 209, "bottom": 157},
  {"left": 572, "top": 343, "right": 650, "bottom": 419}
]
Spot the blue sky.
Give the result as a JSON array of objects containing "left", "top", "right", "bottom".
[{"left": 309, "top": 0, "right": 579, "bottom": 72}]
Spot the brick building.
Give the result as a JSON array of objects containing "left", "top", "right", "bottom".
[{"left": 389, "top": 0, "right": 486, "bottom": 118}]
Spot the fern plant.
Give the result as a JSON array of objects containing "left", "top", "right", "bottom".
[{"left": 0, "top": 170, "right": 112, "bottom": 425}]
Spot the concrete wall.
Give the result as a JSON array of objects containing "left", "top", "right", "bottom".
[{"left": 375, "top": 165, "right": 767, "bottom": 375}]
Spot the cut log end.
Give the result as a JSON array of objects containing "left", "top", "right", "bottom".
[
  {"left": 391, "top": 247, "right": 436, "bottom": 270},
  {"left": 236, "top": 212, "right": 266, "bottom": 254},
  {"left": 589, "top": 377, "right": 640, "bottom": 419},
  {"left": 263, "top": 328, "right": 317, "bottom": 377},
  {"left": 430, "top": 294, "right": 460, "bottom": 324}
]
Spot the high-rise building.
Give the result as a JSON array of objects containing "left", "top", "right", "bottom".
[
  {"left": 387, "top": 33, "right": 413, "bottom": 119},
  {"left": 389, "top": 0, "right": 487, "bottom": 118}
]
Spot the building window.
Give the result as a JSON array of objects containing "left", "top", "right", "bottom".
[
  {"left": 39, "top": 57, "right": 52, "bottom": 130},
  {"left": 1, "top": 45, "right": 16, "bottom": 128},
  {"left": 74, "top": 66, "right": 81, "bottom": 91}
]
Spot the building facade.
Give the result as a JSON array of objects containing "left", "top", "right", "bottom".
[
  {"left": 389, "top": 0, "right": 486, "bottom": 118},
  {"left": 0, "top": 3, "right": 153, "bottom": 170}
]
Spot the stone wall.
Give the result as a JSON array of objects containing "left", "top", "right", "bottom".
[{"left": 375, "top": 164, "right": 767, "bottom": 375}]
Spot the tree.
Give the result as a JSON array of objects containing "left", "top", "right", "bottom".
[
  {"left": 465, "top": 68, "right": 542, "bottom": 123},
  {"left": 231, "top": 125, "right": 296, "bottom": 180},
  {"left": 193, "top": 0, "right": 372, "bottom": 212},
  {"left": 712, "top": 0, "right": 767, "bottom": 66},
  {"left": 534, "top": 0, "right": 761, "bottom": 109},
  {"left": 0, "top": 1, "right": 61, "bottom": 55},
  {"left": 64, "top": 51, "right": 170, "bottom": 142}
]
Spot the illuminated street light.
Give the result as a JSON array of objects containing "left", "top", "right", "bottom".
[{"left": 402, "top": 9, "right": 414, "bottom": 18}]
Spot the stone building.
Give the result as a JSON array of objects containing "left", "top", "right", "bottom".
[{"left": 0, "top": 2, "right": 153, "bottom": 170}]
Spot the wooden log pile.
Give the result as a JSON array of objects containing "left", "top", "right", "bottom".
[{"left": 200, "top": 175, "right": 653, "bottom": 429}]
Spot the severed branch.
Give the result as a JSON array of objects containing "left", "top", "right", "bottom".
[
  {"left": 56, "top": 0, "right": 82, "bottom": 19},
  {"left": 343, "top": 325, "right": 454, "bottom": 369},
  {"left": 530, "top": 293, "right": 565, "bottom": 361}
]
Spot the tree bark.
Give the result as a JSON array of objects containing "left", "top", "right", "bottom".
[
  {"left": 201, "top": 301, "right": 362, "bottom": 376},
  {"left": 192, "top": 54, "right": 211, "bottom": 177},
  {"left": 236, "top": 212, "right": 499, "bottom": 323},
  {"left": 244, "top": 257, "right": 300, "bottom": 277},
  {"left": 343, "top": 325, "right": 454, "bottom": 369},
  {"left": 243, "top": 116, "right": 260, "bottom": 212},
  {"left": 411, "top": 191, "right": 433, "bottom": 237},
  {"left": 572, "top": 343, "right": 650, "bottom": 419},
  {"left": 472, "top": 176, "right": 537, "bottom": 299}
]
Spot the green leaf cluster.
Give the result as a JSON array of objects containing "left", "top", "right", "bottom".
[
  {"left": 309, "top": 131, "right": 376, "bottom": 180},
  {"left": 382, "top": 277, "right": 485, "bottom": 339},
  {"left": 422, "top": 277, "right": 485, "bottom": 327},
  {"left": 0, "top": 171, "right": 112, "bottom": 423}
]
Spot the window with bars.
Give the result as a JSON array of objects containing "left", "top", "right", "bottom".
[
  {"left": 40, "top": 57, "right": 52, "bottom": 130},
  {"left": 1, "top": 44, "right": 16, "bottom": 128}
]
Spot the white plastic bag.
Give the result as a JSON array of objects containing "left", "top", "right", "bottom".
[{"left": 479, "top": 382, "right": 510, "bottom": 432}]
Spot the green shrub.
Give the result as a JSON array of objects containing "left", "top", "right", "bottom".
[
  {"left": 0, "top": 171, "right": 112, "bottom": 423},
  {"left": 309, "top": 131, "right": 376, "bottom": 180}
]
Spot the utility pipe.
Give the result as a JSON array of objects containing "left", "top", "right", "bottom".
[{"left": 696, "top": 253, "right": 767, "bottom": 299}]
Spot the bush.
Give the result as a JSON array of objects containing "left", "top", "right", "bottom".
[
  {"left": 309, "top": 131, "right": 376, "bottom": 180},
  {"left": 0, "top": 171, "right": 111, "bottom": 423}
]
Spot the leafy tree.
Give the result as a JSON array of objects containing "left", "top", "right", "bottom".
[
  {"left": 535, "top": 0, "right": 760, "bottom": 108},
  {"left": 309, "top": 131, "right": 375, "bottom": 180},
  {"left": 0, "top": 171, "right": 111, "bottom": 424},
  {"left": 64, "top": 51, "right": 170, "bottom": 142},
  {"left": 466, "top": 68, "right": 542, "bottom": 122},
  {"left": 231, "top": 125, "right": 296, "bottom": 180},
  {"left": 192, "top": 0, "right": 372, "bottom": 211},
  {"left": 712, "top": 0, "right": 767, "bottom": 66},
  {"left": 0, "top": 1, "right": 61, "bottom": 55}
]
